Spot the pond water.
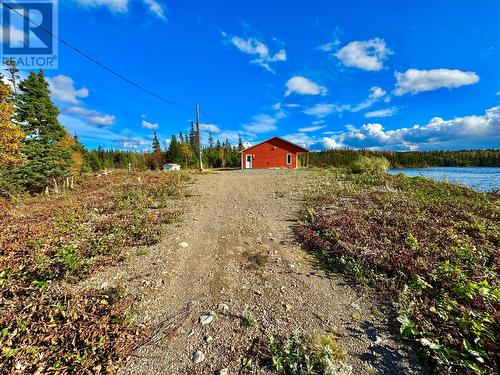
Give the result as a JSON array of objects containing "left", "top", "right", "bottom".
[{"left": 388, "top": 167, "right": 500, "bottom": 192}]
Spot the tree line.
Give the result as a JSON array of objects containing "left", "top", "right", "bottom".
[
  {"left": 163, "top": 128, "right": 244, "bottom": 169},
  {"left": 0, "top": 65, "right": 245, "bottom": 197},
  {"left": 309, "top": 149, "right": 500, "bottom": 168},
  {"left": 85, "top": 128, "right": 245, "bottom": 172}
]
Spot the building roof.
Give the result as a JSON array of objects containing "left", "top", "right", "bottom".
[{"left": 240, "top": 136, "right": 309, "bottom": 153}]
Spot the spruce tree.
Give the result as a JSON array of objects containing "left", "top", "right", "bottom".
[
  {"left": 149, "top": 131, "right": 164, "bottom": 169},
  {"left": 13, "top": 70, "right": 72, "bottom": 192},
  {"left": 238, "top": 135, "right": 244, "bottom": 151},
  {"left": 208, "top": 132, "right": 214, "bottom": 148},
  {"left": 152, "top": 131, "right": 161, "bottom": 153},
  {"left": 17, "top": 70, "right": 66, "bottom": 142},
  {"left": 189, "top": 121, "right": 197, "bottom": 150},
  {"left": 166, "top": 135, "right": 181, "bottom": 163}
]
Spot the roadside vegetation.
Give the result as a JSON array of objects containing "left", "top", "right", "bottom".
[
  {"left": 0, "top": 170, "right": 189, "bottom": 373},
  {"left": 240, "top": 333, "right": 352, "bottom": 375},
  {"left": 296, "top": 157, "right": 499, "bottom": 374}
]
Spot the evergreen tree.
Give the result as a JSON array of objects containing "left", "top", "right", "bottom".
[
  {"left": 152, "top": 131, "right": 161, "bottom": 153},
  {"left": 166, "top": 135, "right": 181, "bottom": 163},
  {"left": 189, "top": 121, "right": 197, "bottom": 151},
  {"left": 12, "top": 70, "right": 72, "bottom": 192},
  {"left": 17, "top": 70, "right": 67, "bottom": 142},
  {"left": 208, "top": 131, "right": 214, "bottom": 148},
  {"left": 237, "top": 135, "right": 244, "bottom": 151}
]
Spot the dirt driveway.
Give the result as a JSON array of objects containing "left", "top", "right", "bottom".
[{"left": 81, "top": 170, "right": 423, "bottom": 374}]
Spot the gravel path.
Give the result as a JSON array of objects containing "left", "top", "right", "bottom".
[{"left": 80, "top": 170, "right": 424, "bottom": 374}]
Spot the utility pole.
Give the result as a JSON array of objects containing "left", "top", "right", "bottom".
[
  {"left": 4, "top": 59, "right": 19, "bottom": 95},
  {"left": 196, "top": 104, "right": 203, "bottom": 171}
]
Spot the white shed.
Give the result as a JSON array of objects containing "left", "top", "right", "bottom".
[{"left": 162, "top": 163, "right": 181, "bottom": 171}]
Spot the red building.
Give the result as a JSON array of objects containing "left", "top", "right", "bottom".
[{"left": 240, "top": 136, "right": 309, "bottom": 170}]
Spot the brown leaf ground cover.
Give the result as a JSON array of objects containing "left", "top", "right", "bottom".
[
  {"left": 296, "top": 170, "right": 499, "bottom": 374},
  {"left": 0, "top": 170, "right": 189, "bottom": 373}
]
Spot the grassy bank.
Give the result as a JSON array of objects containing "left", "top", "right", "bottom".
[
  {"left": 296, "top": 169, "right": 499, "bottom": 374},
  {"left": 0, "top": 170, "right": 190, "bottom": 373}
]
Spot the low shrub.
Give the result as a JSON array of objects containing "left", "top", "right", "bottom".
[
  {"left": 349, "top": 155, "right": 390, "bottom": 175},
  {"left": 296, "top": 172, "right": 499, "bottom": 374},
  {"left": 266, "top": 333, "right": 351, "bottom": 375},
  {"left": 0, "top": 170, "right": 189, "bottom": 372}
]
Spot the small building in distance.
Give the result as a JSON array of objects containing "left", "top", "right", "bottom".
[
  {"left": 240, "top": 136, "right": 309, "bottom": 170},
  {"left": 163, "top": 163, "right": 181, "bottom": 171}
]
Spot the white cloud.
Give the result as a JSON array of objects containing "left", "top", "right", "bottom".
[
  {"left": 1, "top": 26, "right": 24, "bottom": 46},
  {"left": 63, "top": 106, "right": 115, "bottom": 126},
  {"left": 369, "top": 86, "right": 386, "bottom": 99},
  {"left": 60, "top": 114, "right": 146, "bottom": 150},
  {"left": 118, "top": 137, "right": 150, "bottom": 150},
  {"left": 285, "top": 76, "right": 327, "bottom": 97},
  {"left": 47, "top": 75, "right": 89, "bottom": 105},
  {"left": 303, "top": 86, "right": 390, "bottom": 118},
  {"left": 336, "top": 38, "right": 392, "bottom": 71},
  {"left": 316, "top": 38, "right": 340, "bottom": 52},
  {"left": 224, "top": 33, "right": 286, "bottom": 73},
  {"left": 394, "top": 69, "right": 479, "bottom": 96},
  {"left": 299, "top": 125, "right": 327, "bottom": 132},
  {"left": 142, "top": 119, "right": 159, "bottom": 129},
  {"left": 321, "top": 106, "right": 500, "bottom": 150},
  {"left": 89, "top": 114, "right": 115, "bottom": 126},
  {"left": 73, "top": 0, "right": 129, "bottom": 13},
  {"left": 352, "top": 86, "right": 388, "bottom": 112},
  {"left": 200, "top": 123, "right": 220, "bottom": 133},
  {"left": 142, "top": 0, "right": 166, "bottom": 20},
  {"left": 243, "top": 114, "right": 278, "bottom": 133},
  {"left": 282, "top": 133, "right": 316, "bottom": 148},
  {"left": 73, "top": 0, "right": 166, "bottom": 19},
  {"left": 321, "top": 137, "right": 342, "bottom": 149},
  {"left": 364, "top": 107, "right": 398, "bottom": 118},
  {"left": 304, "top": 103, "right": 348, "bottom": 118}
]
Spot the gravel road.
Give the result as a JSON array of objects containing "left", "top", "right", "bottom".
[{"left": 81, "top": 169, "right": 424, "bottom": 374}]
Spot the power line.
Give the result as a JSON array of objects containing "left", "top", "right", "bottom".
[
  {"left": 1, "top": 1, "right": 189, "bottom": 109},
  {"left": 200, "top": 109, "right": 215, "bottom": 124}
]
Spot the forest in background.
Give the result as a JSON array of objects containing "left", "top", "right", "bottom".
[{"left": 309, "top": 149, "right": 500, "bottom": 168}]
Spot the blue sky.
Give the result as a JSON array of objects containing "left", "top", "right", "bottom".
[{"left": 8, "top": 0, "right": 500, "bottom": 151}]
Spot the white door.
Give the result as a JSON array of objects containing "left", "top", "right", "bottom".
[{"left": 245, "top": 154, "right": 252, "bottom": 169}]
